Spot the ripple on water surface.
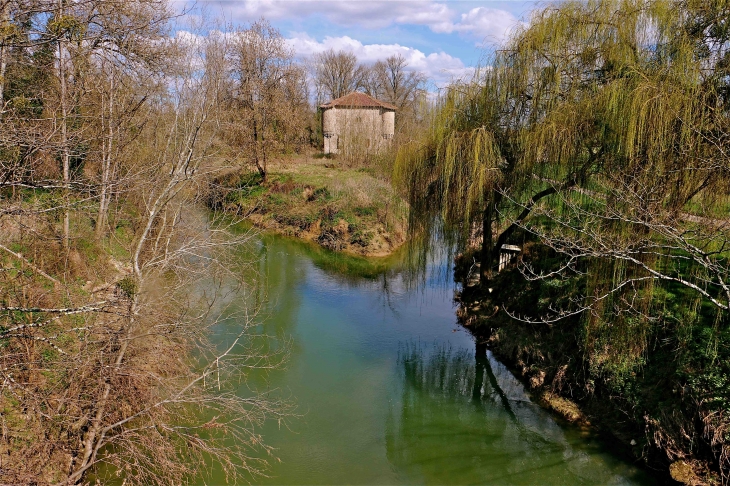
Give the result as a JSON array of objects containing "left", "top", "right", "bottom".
[{"left": 208, "top": 234, "right": 656, "bottom": 485}]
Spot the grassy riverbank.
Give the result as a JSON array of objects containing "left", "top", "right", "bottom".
[
  {"left": 455, "top": 241, "right": 730, "bottom": 485},
  {"left": 210, "top": 155, "right": 409, "bottom": 257}
]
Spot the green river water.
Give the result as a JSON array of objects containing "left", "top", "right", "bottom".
[{"left": 202, "top": 232, "right": 656, "bottom": 485}]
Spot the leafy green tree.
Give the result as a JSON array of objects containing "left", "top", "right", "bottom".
[
  {"left": 398, "top": 0, "right": 730, "bottom": 478},
  {"left": 395, "top": 0, "right": 609, "bottom": 283},
  {"left": 398, "top": 0, "right": 730, "bottom": 294}
]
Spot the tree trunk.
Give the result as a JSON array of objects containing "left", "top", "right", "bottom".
[
  {"left": 0, "top": 3, "right": 8, "bottom": 109},
  {"left": 96, "top": 67, "right": 114, "bottom": 238},
  {"left": 480, "top": 194, "right": 494, "bottom": 284},
  {"left": 252, "top": 118, "right": 266, "bottom": 181},
  {"left": 0, "top": 43, "right": 6, "bottom": 109},
  {"left": 58, "top": 0, "right": 70, "bottom": 250},
  {"left": 490, "top": 176, "right": 579, "bottom": 265}
]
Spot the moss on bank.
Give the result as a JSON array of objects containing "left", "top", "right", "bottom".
[
  {"left": 455, "top": 242, "right": 730, "bottom": 485},
  {"left": 210, "top": 157, "right": 409, "bottom": 257}
]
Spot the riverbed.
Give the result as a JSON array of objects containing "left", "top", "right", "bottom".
[{"left": 207, "top": 231, "right": 655, "bottom": 485}]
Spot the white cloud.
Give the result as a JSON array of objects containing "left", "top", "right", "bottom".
[
  {"left": 285, "top": 33, "right": 474, "bottom": 87},
  {"left": 172, "top": 1, "right": 528, "bottom": 88},
  {"left": 170, "top": 28, "right": 475, "bottom": 87},
  {"left": 452, "top": 7, "right": 525, "bottom": 45},
  {"left": 181, "top": 1, "right": 527, "bottom": 49},
  {"left": 191, "top": 0, "right": 520, "bottom": 43},
  {"left": 188, "top": 0, "right": 520, "bottom": 40},
  {"left": 393, "top": 2, "right": 454, "bottom": 33},
  {"left": 174, "top": 29, "right": 204, "bottom": 45},
  {"left": 196, "top": 0, "right": 453, "bottom": 30}
]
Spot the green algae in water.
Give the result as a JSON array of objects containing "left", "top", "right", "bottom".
[{"left": 203, "top": 233, "right": 656, "bottom": 485}]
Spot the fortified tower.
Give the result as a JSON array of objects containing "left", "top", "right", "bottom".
[{"left": 320, "top": 92, "right": 397, "bottom": 155}]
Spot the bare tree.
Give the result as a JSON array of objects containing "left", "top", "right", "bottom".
[
  {"left": 0, "top": 8, "right": 291, "bottom": 485},
  {"left": 84, "top": 0, "right": 172, "bottom": 238},
  {"left": 313, "top": 48, "right": 366, "bottom": 102},
  {"left": 65, "top": 33, "right": 288, "bottom": 483},
  {"left": 224, "top": 19, "right": 308, "bottom": 181},
  {"left": 364, "top": 54, "right": 426, "bottom": 113}
]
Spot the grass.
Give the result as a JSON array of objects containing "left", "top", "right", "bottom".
[
  {"left": 211, "top": 155, "right": 410, "bottom": 257},
  {"left": 683, "top": 191, "right": 730, "bottom": 219}
]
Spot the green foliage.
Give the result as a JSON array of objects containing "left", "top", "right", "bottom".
[
  {"left": 311, "top": 187, "right": 330, "bottom": 201},
  {"left": 41, "top": 347, "right": 59, "bottom": 363},
  {"left": 116, "top": 276, "right": 138, "bottom": 299},
  {"left": 212, "top": 159, "right": 409, "bottom": 254},
  {"left": 234, "top": 171, "right": 264, "bottom": 189},
  {"left": 688, "top": 371, "right": 730, "bottom": 414},
  {"left": 354, "top": 206, "right": 376, "bottom": 217},
  {"left": 267, "top": 193, "right": 285, "bottom": 206},
  {"left": 75, "top": 237, "right": 100, "bottom": 263},
  {"left": 409, "top": 10, "right": 730, "bottom": 476},
  {"left": 349, "top": 230, "right": 372, "bottom": 247},
  {"left": 47, "top": 15, "right": 86, "bottom": 40}
]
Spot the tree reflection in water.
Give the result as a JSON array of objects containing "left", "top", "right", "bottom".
[{"left": 386, "top": 342, "right": 653, "bottom": 485}]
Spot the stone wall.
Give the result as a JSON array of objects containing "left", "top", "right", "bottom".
[{"left": 322, "top": 106, "right": 395, "bottom": 155}]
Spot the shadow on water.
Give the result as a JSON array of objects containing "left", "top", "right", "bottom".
[
  {"left": 202, "top": 221, "right": 657, "bottom": 485},
  {"left": 256, "top": 230, "right": 409, "bottom": 280},
  {"left": 387, "top": 342, "right": 657, "bottom": 485}
]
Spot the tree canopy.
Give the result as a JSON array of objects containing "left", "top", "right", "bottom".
[
  {"left": 396, "top": 0, "right": 730, "bottom": 299},
  {"left": 313, "top": 48, "right": 366, "bottom": 102},
  {"left": 396, "top": 1, "right": 730, "bottom": 477}
]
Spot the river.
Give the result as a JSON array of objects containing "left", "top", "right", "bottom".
[{"left": 206, "top": 230, "right": 655, "bottom": 485}]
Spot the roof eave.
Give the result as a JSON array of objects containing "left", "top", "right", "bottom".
[{"left": 319, "top": 104, "right": 397, "bottom": 110}]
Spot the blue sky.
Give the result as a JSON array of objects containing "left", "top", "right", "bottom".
[{"left": 182, "top": 1, "right": 543, "bottom": 87}]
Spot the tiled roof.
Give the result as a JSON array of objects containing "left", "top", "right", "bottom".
[{"left": 320, "top": 92, "right": 397, "bottom": 110}]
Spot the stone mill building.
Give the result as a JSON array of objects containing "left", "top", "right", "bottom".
[{"left": 320, "top": 92, "right": 396, "bottom": 155}]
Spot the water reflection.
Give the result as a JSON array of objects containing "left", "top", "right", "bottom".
[
  {"left": 251, "top": 232, "right": 446, "bottom": 330},
  {"left": 387, "top": 343, "right": 653, "bottom": 485},
  {"left": 258, "top": 231, "right": 408, "bottom": 281},
  {"left": 217, "top": 224, "right": 654, "bottom": 485}
]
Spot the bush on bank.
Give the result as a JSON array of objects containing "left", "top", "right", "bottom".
[{"left": 456, "top": 240, "right": 730, "bottom": 484}]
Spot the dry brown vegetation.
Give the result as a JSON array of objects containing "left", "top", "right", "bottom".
[
  {"left": 0, "top": 3, "right": 293, "bottom": 484},
  {"left": 0, "top": 0, "right": 429, "bottom": 483},
  {"left": 210, "top": 154, "right": 409, "bottom": 257}
]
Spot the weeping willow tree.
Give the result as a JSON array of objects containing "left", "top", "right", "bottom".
[
  {"left": 525, "top": 8, "right": 730, "bottom": 473},
  {"left": 398, "top": 0, "right": 730, "bottom": 477},
  {"left": 514, "top": 0, "right": 730, "bottom": 316},
  {"left": 395, "top": 0, "right": 621, "bottom": 283},
  {"left": 396, "top": 0, "right": 730, "bottom": 301}
]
